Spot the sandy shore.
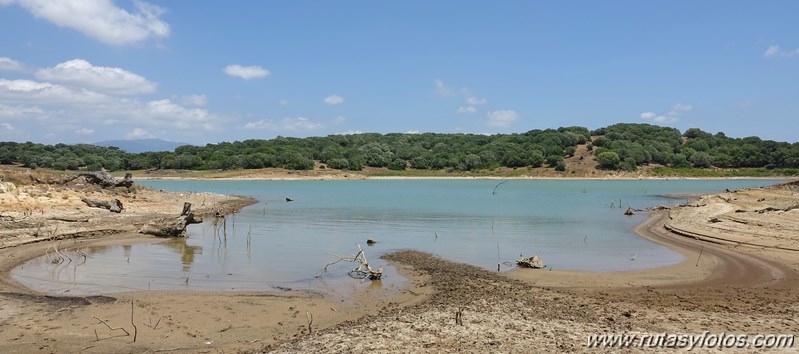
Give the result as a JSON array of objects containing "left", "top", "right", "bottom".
[{"left": 1, "top": 171, "right": 798, "bottom": 353}]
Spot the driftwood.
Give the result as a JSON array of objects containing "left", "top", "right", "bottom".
[
  {"left": 317, "top": 244, "right": 383, "bottom": 280},
  {"left": 139, "top": 202, "right": 202, "bottom": 237},
  {"left": 30, "top": 171, "right": 133, "bottom": 189},
  {"left": 81, "top": 197, "right": 123, "bottom": 213},
  {"left": 516, "top": 255, "right": 545, "bottom": 269}
]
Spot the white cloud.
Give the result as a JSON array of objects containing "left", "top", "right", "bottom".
[
  {"left": 0, "top": 78, "right": 107, "bottom": 104},
  {"left": 224, "top": 64, "right": 270, "bottom": 80},
  {"left": 126, "top": 127, "right": 154, "bottom": 139},
  {"left": 143, "top": 99, "right": 217, "bottom": 130},
  {"left": 1, "top": 123, "right": 14, "bottom": 130},
  {"left": 405, "top": 130, "right": 421, "bottom": 134},
  {"left": 763, "top": 44, "right": 799, "bottom": 58},
  {"left": 0, "top": 103, "right": 44, "bottom": 117},
  {"left": 640, "top": 112, "right": 656, "bottom": 120},
  {"left": 335, "top": 130, "right": 366, "bottom": 135},
  {"left": 75, "top": 127, "right": 94, "bottom": 135},
  {"left": 0, "top": 77, "right": 221, "bottom": 136},
  {"left": 2, "top": 0, "right": 169, "bottom": 45},
  {"left": 640, "top": 103, "right": 692, "bottom": 124},
  {"left": 279, "top": 99, "right": 288, "bottom": 106},
  {"left": 181, "top": 94, "right": 207, "bottom": 107},
  {"left": 486, "top": 110, "right": 520, "bottom": 128},
  {"left": 466, "top": 96, "right": 487, "bottom": 106},
  {"left": 434, "top": 79, "right": 453, "bottom": 96},
  {"left": 0, "top": 57, "right": 25, "bottom": 72},
  {"left": 35, "top": 59, "right": 157, "bottom": 95},
  {"left": 456, "top": 106, "right": 476, "bottom": 114},
  {"left": 243, "top": 117, "right": 323, "bottom": 131},
  {"left": 323, "top": 94, "right": 344, "bottom": 105}
]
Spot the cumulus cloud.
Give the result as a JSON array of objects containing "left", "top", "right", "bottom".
[
  {"left": 456, "top": 106, "right": 476, "bottom": 114},
  {"left": 466, "top": 96, "right": 487, "bottom": 106},
  {"left": 0, "top": 77, "right": 220, "bottom": 137},
  {"left": 224, "top": 64, "right": 270, "bottom": 80},
  {"left": 1, "top": 123, "right": 14, "bottom": 130},
  {"left": 763, "top": 45, "right": 799, "bottom": 58},
  {"left": 0, "top": 57, "right": 25, "bottom": 72},
  {"left": 0, "top": 78, "right": 107, "bottom": 104},
  {"left": 243, "top": 117, "right": 323, "bottom": 131},
  {"left": 486, "top": 110, "right": 520, "bottom": 128},
  {"left": 181, "top": 94, "right": 207, "bottom": 107},
  {"left": 640, "top": 103, "right": 692, "bottom": 124},
  {"left": 434, "top": 79, "right": 453, "bottom": 96},
  {"left": 323, "top": 94, "right": 344, "bottom": 105},
  {"left": 75, "top": 127, "right": 94, "bottom": 135},
  {"left": 126, "top": 127, "right": 154, "bottom": 139},
  {"left": 0, "top": 103, "right": 44, "bottom": 117},
  {"left": 35, "top": 59, "right": 157, "bottom": 95},
  {"left": 2, "top": 0, "right": 169, "bottom": 45}
]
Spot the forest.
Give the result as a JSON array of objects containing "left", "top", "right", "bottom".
[{"left": 1, "top": 123, "right": 797, "bottom": 173}]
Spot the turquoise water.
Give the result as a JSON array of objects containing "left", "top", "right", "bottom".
[{"left": 11, "top": 179, "right": 784, "bottom": 295}]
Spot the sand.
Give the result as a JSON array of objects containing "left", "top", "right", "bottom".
[{"left": 1, "top": 169, "right": 798, "bottom": 353}]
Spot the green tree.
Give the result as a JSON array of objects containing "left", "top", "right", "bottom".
[{"left": 596, "top": 151, "right": 620, "bottom": 169}]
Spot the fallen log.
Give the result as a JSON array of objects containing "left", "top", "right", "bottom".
[
  {"left": 139, "top": 202, "right": 203, "bottom": 237},
  {"left": 30, "top": 171, "right": 133, "bottom": 189},
  {"left": 81, "top": 197, "right": 123, "bottom": 213}
]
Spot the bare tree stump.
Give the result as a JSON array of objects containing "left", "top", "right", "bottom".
[
  {"left": 81, "top": 197, "right": 123, "bottom": 213},
  {"left": 139, "top": 202, "right": 203, "bottom": 237}
]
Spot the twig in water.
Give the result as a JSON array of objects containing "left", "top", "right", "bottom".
[
  {"left": 492, "top": 181, "right": 508, "bottom": 195},
  {"left": 496, "top": 241, "right": 501, "bottom": 272},
  {"left": 584, "top": 234, "right": 588, "bottom": 244}
]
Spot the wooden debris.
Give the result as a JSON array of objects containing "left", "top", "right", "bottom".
[
  {"left": 139, "top": 202, "right": 202, "bottom": 237},
  {"left": 317, "top": 244, "right": 383, "bottom": 280},
  {"left": 624, "top": 207, "right": 634, "bottom": 215},
  {"left": 516, "top": 255, "right": 545, "bottom": 269},
  {"left": 30, "top": 171, "right": 133, "bottom": 189},
  {"left": 81, "top": 197, "right": 123, "bottom": 213}
]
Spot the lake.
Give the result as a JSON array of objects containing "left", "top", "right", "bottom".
[{"left": 11, "top": 178, "right": 784, "bottom": 295}]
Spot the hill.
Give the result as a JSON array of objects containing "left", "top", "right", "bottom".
[{"left": 93, "top": 139, "right": 188, "bottom": 153}]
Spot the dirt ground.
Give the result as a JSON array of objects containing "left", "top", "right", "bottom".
[{"left": 1, "top": 168, "right": 798, "bottom": 353}]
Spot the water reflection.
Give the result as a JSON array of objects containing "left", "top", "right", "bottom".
[{"left": 159, "top": 239, "right": 203, "bottom": 272}]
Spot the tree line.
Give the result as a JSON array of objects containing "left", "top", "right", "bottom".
[{"left": 1, "top": 123, "right": 797, "bottom": 173}]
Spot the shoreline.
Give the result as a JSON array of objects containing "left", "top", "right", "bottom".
[
  {"left": 2, "top": 178, "right": 798, "bottom": 352},
  {"left": 136, "top": 175, "right": 794, "bottom": 181}
]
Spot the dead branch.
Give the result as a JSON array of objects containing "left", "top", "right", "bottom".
[
  {"left": 92, "top": 315, "right": 130, "bottom": 338},
  {"left": 131, "top": 300, "right": 138, "bottom": 342},
  {"left": 81, "top": 197, "right": 123, "bottom": 213},
  {"left": 306, "top": 312, "right": 313, "bottom": 335},
  {"left": 317, "top": 244, "right": 383, "bottom": 280},
  {"left": 139, "top": 202, "right": 203, "bottom": 237}
]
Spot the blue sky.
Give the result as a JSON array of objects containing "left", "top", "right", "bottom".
[{"left": 0, "top": 1, "right": 797, "bottom": 145}]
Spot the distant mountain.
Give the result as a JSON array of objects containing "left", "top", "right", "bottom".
[{"left": 93, "top": 139, "right": 189, "bottom": 153}]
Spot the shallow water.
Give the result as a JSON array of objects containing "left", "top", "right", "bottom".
[{"left": 11, "top": 179, "right": 784, "bottom": 295}]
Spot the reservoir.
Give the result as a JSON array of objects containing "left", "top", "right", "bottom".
[{"left": 11, "top": 179, "right": 784, "bottom": 295}]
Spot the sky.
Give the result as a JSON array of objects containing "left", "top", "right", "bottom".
[{"left": 0, "top": 1, "right": 797, "bottom": 145}]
